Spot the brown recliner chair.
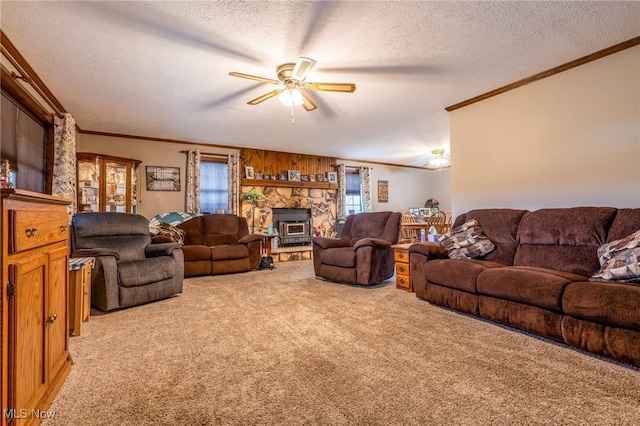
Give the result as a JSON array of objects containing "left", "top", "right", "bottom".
[
  {"left": 178, "top": 214, "right": 262, "bottom": 277},
  {"left": 313, "top": 211, "right": 402, "bottom": 285}
]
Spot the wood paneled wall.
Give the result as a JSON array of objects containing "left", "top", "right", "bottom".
[{"left": 241, "top": 148, "right": 337, "bottom": 177}]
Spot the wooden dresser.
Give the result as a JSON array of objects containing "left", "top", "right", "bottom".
[{"left": 1, "top": 189, "right": 72, "bottom": 426}]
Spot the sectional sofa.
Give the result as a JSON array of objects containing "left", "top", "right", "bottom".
[{"left": 409, "top": 207, "right": 640, "bottom": 366}]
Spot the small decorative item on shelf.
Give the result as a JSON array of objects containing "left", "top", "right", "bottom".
[
  {"left": 245, "top": 166, "right": 254, "bottom": 179},
  {"left": 327, "top": 171, "right": 338, "bottom": 183},
  {"left": 1, "top": 160, "right": 11, "bottom": 188},
  {"left": 316, "top": 173, "right": 325, "bottom": 182},
  {"left": 288, "top": 170, "right": 301, "bottom": 181},
  {"left": 278, "top": 173, "right": 287, "bottom": 180},
  {"left": 271, "top": 175, "right": 277, "bottom": 180},
  {"left": 255, "top": 173, "right": 263, "bottom": 180},
  {"left": 301, "top": 175, "right": 310, "bottom": 182},
  {"left": 424, "top": 197, "right": 439, "bottom": 208},
  {"left": 309, "top": 174, "right": 316, "bottom": 182}
]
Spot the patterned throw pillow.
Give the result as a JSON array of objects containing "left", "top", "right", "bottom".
[
  {"left": 590, "top": 230, "right": 640, "bottom": 282},
  {"left": 440, "top": 219, "right": 496, "bottom": 260},
  {"left": 155, "top": 222, "right": 186, "bottom": 245},
  {"left": 149, "top": 211, "right": 199, "bottom": 235}
]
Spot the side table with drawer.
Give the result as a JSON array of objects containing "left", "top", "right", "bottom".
[
  {"left": 391, "top": 243, "right": 413, "bottom": 292},
  {"left": 68, "top": 257, "right": 94, "bottom": 336}
]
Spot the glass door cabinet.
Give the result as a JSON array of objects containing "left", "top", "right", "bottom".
[{"left": 77, "top": 152, "right": 141, "bottom": 213}]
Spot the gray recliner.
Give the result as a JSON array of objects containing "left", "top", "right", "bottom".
[{"left": 71, "top": 212, "right": 184, "bottom": 312}]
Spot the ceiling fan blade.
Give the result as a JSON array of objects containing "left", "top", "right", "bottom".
[
  {"left": 229, "top": 72, "right": 279, "bottom": 85},
  {"left": 247, "top": 89, "right": 282, "bottom": 105},
  {"left": 300, "top": 92, "right": 318, "bottom": 111},
  {"left": 305, "top": 82, "right": 356, "bottom": 93},
  {"left": 291, "top": 57, "right": 316, "bottom": 81}
]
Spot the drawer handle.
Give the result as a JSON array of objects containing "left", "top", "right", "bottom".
[
  {"left": 46, "top": 314, "right": 57, "bottom": 324},
  {"left": 60, "top": 224, "right": 68, "bottom": 232},
  {"left": 25, "top": 227, "right": 38, "bottom": 237},
  {"left": 399, "top": 266, "right": 406, "bottom": 273},
  {"left": 398, "top": 253, "right": 405, "bottom": 259}
]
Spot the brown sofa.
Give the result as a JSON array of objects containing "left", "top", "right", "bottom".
[
  {"left": 313, "top": 211, "right": 402, "bottom": 285},
  {"left": 409, "top": 207, "right": 640, "bottom": 367},
  {"left": 177, "top": 214, "right": 262, "bottom": 277}
]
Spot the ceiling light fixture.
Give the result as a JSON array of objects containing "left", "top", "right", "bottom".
[
  {"left": 426, "top": 149, "right": 451, "bottom": 169},
  {"left": 278, "top": 88, "right": 304, "bottom": 107}
]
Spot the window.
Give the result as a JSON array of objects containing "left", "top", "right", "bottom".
[
  {"left": 1, "top": 92, "right": 47, "bottom": 192},
  {"left": 345, "top": 171, "right": 362, "bottom": 215},
  {"left": 200, "top": 159, "right": 228, "bottom": 213}
]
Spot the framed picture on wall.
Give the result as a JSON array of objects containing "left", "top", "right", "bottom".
[
  {"left": 146, "top": 166, "right": 180, "bottom": 191},
  {"left": 327, "top": 172, "right": 338, "bottom": 183},
  {"left": 245, "top": 166, "right": 255, "bottom": 179},
  {"left": 378, "top": 180, "right": 389, "bottom": 203}
]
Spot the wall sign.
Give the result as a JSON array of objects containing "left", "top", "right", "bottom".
[{"left": 146, "top": 166, "right": 180, "bottom": 191}]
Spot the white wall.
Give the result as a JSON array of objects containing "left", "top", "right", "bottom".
[
  {"left": 450, "top": 45, "right": 640, "bottom": 217},
  {"left": 77, "top": 133, "right": 238, "bottom": 218},
  {"left": 340, "top": 159, "right": 451, "bottom": 213}
]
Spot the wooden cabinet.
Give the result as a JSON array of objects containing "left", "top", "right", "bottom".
[
  {"left": 76, "top": 152, "right": 141, "bottom": 214},
  {"left": 1, "top": 189, "right": 71, "bottom": 426},
  {"left": 392, "top": 243, "right": 413, "bottom": 292}
]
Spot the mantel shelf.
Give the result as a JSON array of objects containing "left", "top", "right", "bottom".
[{"left": 242, "top": 179, "right": 338, "bottom": 190}]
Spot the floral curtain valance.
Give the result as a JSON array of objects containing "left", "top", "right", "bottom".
[
  {"left": 52, "top": 113, "right": 77, "bottom": 214},
  {"left": 336, "top": 164, "right": 347, "bottom": 219},
  {"left": 359, "top": 166, "right": 372, "bottom": 212},
  {"left": 185, "top": 150, "right": 201, "bottom": 213},
  {"left": 227, "top": 153, "right": 240, "bottom": 215}
]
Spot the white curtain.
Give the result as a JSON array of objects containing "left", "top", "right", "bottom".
[
  {"left": 52, "top": 113, "right": 77, "bottom": 214},
  {"left": 185, "top": 150, "right": 201, "bottom": 213},
  {"left": 227, "top": 153, "right": 240, "bottom": 215},
  {"left": 336, "top": 164, "right": 346, "bottom": 219},
  {"left": 359, "top": 166, "right": 372, "bottom": 212}
]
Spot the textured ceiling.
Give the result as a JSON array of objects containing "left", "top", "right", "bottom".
[{"left": 2, "top": 1, "right": 639, "bottom": 166}]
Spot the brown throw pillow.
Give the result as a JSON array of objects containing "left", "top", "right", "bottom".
[
  {"left": 590, "top": 230, "right": 640, "bottom": 282},
  {"left": 440, "top": 219, "right": 495, "bottom": 260}
]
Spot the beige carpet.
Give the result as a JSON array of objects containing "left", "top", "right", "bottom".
[{"left": 45, "top": 260, "right": 640, "bottom": 425}]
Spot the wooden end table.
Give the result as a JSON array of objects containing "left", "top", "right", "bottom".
[
  {"left": 258, "top": 232, "right": 279, "bottom": 256},
  {"left": 391, "top": 243, "right": 413, "bottom": 292},
  {"left": 68, "top": 257, "right": 94, "bottom": 336}
]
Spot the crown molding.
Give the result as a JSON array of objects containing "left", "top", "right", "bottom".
[{"left": 446, "top": 35, "right": 640, "bottom": 112}]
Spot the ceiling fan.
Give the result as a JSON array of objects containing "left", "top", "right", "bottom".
[{"left": 229, "top": 57, "right": 356, "bottom": 112}]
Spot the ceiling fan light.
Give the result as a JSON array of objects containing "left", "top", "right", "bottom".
[
  {"left": 279, "top": 88, "right": 304, "bottom": 107},
  {"left": 426, "top": 149, "right": 451, "bottom": 169}
]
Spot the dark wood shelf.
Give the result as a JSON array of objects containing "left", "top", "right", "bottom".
[{"left": 242, "top": 179, "right": 338, "bottom": 190}]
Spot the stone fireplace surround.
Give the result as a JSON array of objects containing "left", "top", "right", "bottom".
[{"left": 240, "top": 186, "right": 337, "bottom": 239}]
